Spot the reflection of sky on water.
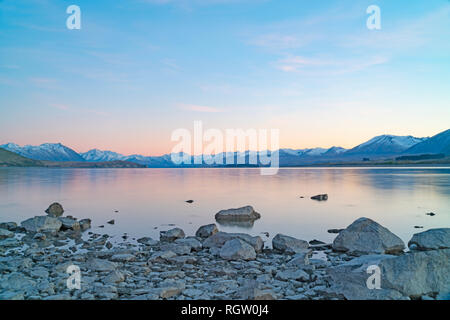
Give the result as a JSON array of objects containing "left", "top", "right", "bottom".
[{"left": 0, "top": 167, "right": 449, "bottom": 246}]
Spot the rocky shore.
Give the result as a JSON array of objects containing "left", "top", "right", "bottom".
[{"left": 0, "top": 203, "right": 449, "bottom": 300}]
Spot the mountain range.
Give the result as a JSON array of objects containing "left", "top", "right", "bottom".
[{"left": 1, "top": 129, "right": 449, "bottom": 167}]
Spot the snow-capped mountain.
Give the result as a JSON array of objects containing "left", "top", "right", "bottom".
[
  {"left": 344, "top": 135, "right": 427, "bottom": 157},
  {"left": 81, "top": 149, "right": 127, "bottom": 162},
  {"left": 403, "top": 129, "right": 450, "bottom": 155},
  {"left": 280, "top": 147, "right": 336, "bottom": 157},
  {"left": 0, "top": 143, "right": 85, "bottom": 162}
]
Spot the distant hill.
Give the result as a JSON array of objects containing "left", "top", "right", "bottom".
[
  {"left": 0, "top": 143, "right": 85, "bottom": 162},
  {"left": 0, "top": 147, "right": 43, "bottom": 167},
  {"left": 403, "top": 129, "right": 450, "bottom": 155}
]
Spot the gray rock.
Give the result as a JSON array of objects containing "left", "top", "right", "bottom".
[
  {"left": 160, "top": 243, "right": 191, "bottom": 255},
  {"left": 21, "top": 216, "right": 62, "bottom": 233},
  {"left": 195, "top": 224, "right": 219, "bottom": 238},
  {"left": 215, "top": 205, "right": 261, "bottom": 222},
  {"left": 58, "top": 217, "right": 80, "bottom": 231},
  {"left": 332, "top": 217, "right": 405, "bottom": 255},
  {"left": 219, "top": 239, "right": 256, "bottom": 261},
  {"left": 0, "top": 228, "right": 14, "bottom": 240},
  {"left": 408, "top": 228, "right": 450, "bottom": 251},
  {"left": 148, "top": 251, "right": 177, "bottom": 263},
  {"left": 311, "top": 194, "right": 328, "bottom": 201},
  {"left": 86, "top": 258, "right": 117, "bottom": 272},
  {"left": 0, "top": 291, "right": 24, "bottom": 300},
  {"left": 160, "top": 228, "right": 185, "bottom": 242},
  {"left": 79, "top": 218, "right": 91, "bottom": 231},
  {"left": 104, "top": 270, "right": 125, "bottom": 284},
  {"left": 0, "top": 222, "right": 17, "bottom": 231},
  {"left": 203, "top": 232, "right": 264, "bottom": 252},
  {"left": 175, "top": 237, "right": 202, "bottom": 251},
  {"left": 45, "top": 202, "right": 64, "bottom": 217},
  {"left": 380, "top": 249, "right": 450, "bottom": 298},
  {"left": 275, "top": 269, "right": 309, "bottom": 282},
  {"left": 327, "top": 254, "right": 406, "bottom": 300},
  {"left": 286, "top": 249, "right": 313, "bottom": 267},
  {"left": 110, "top": 254, "right": 136, "bottom": 262},
  {"left": 272, "top": 234, "right": 309, "bottom": 254},
  {"left": 137, "top": 237, "right": 158, "bottom": 246}
]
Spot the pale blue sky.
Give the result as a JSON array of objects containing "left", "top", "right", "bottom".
[{"left": 0, "top": 0, "right": 449, "bottom": 155}]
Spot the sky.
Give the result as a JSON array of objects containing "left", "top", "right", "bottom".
[{"left": 0, "top": 0, "right": 449, "bottom": 156}]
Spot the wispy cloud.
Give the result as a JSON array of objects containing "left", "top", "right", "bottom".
[
  {"left": 275, "top": 55, "right": 389, "bottom": 74},
  {"left": 178, "top": 103, "right": 224, "bottom": 113}
]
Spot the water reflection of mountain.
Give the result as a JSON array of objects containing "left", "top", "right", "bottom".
[{"left": 356, "top": 168, "right": 450, "bottom": 197}]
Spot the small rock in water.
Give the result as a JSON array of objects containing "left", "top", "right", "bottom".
[
  {"left": 311, "top": 194, "right": 328, "bottom": 201},
  {"left": 79, "top": 218, "right": 91, "bottom": 231},
  {"left": 261, "top": 232, "right": 270, "bottom": 238},
  {"left": 299, "top": 196, "right": 304, "bottom": 198},
  {"left": 309, "top": 239, "right": 325, "bottom": 245},
  {"left": 99, "top": 225, "right": 104, "bottom": 228},
  {"left": 45, "top": 202, "right": 64, "bottom": 217},
  {"left": 414, "top": 226, "right": 424, "bottom": 229},
  {"left": 107, "top": 219, "right": 115, "bottom": 225},
  {"left": 327, "top": 229, "right": 344, "bottom": 234},
  {"left": 185, "top": 200, "right": 194, "bottom": 203},
  {"left": 114, "top": 210, "right": 119, "bottom": 213},
  {"left": 215, "top": 206, "right": 261, "bottom": 222},
  {"left": 426, "top": 212, "right": 436, "bottom": 216}
]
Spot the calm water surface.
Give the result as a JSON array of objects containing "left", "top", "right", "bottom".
[{"left": 0, "top": 167, "right": 449, "bottom": 246}]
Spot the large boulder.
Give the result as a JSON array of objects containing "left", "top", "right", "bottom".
[
  {"left": 408, "top": 228, "right": 450, "bottom": 251},
  {"left": 219, "top": 239, "right": 256, "bottom": 261},
  {"left": 327, "top": 254, "right": 406, "bottom": 300},
  {"left": 195, "top": 224, "right": 218, "bottom": 238},
  {"left": 332, "top": 217, "right": 405, "bottom": 255},
  {"left": 21, "top": 216, "right": 62, "bottom": 233},
  {"left": 203, "top": 232, "right": 263, "bottom": 252},
  {"left": 45, "top": 202, "right": 64, "bottom": 217},
  {"left": 160, "top": 228, "right": 185, "bottom": 242},
  {"left": 272, "top": 234, "right": 309, "bottom": 254},
  {"left": 215, "top": 206, "right": 261, "bottom": 222},
  {"left": 380, "top": 248, "right": 450, "bottom": 298}
]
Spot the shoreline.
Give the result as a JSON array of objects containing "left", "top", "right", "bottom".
[{"left": 1, "top": 206, "right": 448, "bottom": 300}]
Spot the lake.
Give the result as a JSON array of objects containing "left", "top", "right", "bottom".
[{"left": 0, "top": 167, "right": 449, "bottom": 247}]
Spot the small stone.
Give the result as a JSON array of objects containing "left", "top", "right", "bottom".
[
  {"left": 79, "top": 219, "right": 91, "bottom": 231},
  {"left": 311, "top": 194, "right": 328, "bottom": 201},
  {"left": 107, "top": 219, "right": 115, "bottom": 225},
  {"left": 0, "top": 228, "right": 14, "bottom": 240},
  {"left": 160, "top": 228, "right": 185, "bottom": 242},
  {"left": 45, "top": 202, "right": 64, "bottom": 217},
  {"left": 195, "top": 224, "right": 219, "bottom": 238}
]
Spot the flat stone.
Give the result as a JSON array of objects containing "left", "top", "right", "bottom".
[
  {"left": 86, "top": 258, "right": 117, "bottom": 272},
  {"left": 203, "top": 232, "right": 264, "bottom": 252},
  {"left": 215, "top": 205, "right": 261, "bottom": 222},
  {"left": 272, "top": 234, "right": 309, "bottom": 254}
]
